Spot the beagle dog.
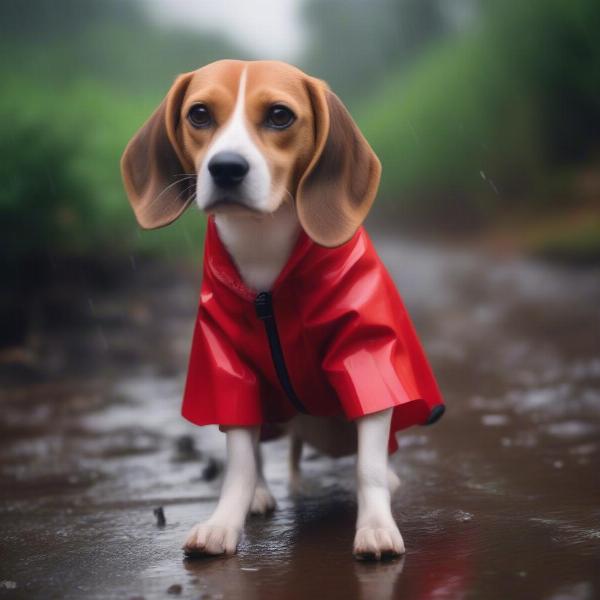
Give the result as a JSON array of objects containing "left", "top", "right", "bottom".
[{"left": 121, "top": 59, "right": 444, "bottom": 560}]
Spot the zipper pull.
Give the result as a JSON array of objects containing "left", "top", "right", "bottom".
[{"left": 255, "top": 291, "right": 273, "bottom": 320}]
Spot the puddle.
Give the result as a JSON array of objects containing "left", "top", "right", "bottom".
[{"left": 1, "top": 237, "right": 599, "bottom": 599}]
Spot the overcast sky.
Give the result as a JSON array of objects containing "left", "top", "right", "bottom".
[{"left": 143, "top": 0, "right": 307, "bottom": 60}]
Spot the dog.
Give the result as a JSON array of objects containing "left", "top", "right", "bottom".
[{"left": 121, "top": 59, "right": 444, "bottom": 560}]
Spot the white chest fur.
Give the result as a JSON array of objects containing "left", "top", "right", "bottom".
[{"left": 214, "top": 203, "right": 301, "bottom": 292}]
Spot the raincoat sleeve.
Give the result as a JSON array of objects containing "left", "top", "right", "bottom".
[
  {"left": 314, "top": 230, "right": 444, "bottom": 427},
  {"left": 181, "top": 295, "right": 263, "bottom": 427}
]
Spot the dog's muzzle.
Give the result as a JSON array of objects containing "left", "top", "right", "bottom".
[{"left": 208, "top": 151, "right": 249, "bottom": 188}]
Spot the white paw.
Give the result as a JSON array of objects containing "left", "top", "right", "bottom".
[
  {"left": 353, "top": 524, "right": 405, "bottom": 560},
  {"left": 183, "top": 522, "right": 240, "bottom": 557},
  {"left": 250, "top": 484, "right": 277, "bottom": 515}
]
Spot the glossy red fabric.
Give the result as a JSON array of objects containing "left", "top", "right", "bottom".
[{"left": 182, "top": 216, "right": 445, "bottom": 453}]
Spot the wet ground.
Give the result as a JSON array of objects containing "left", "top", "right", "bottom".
[{"left": 1, "top": 235, "right": 599, "bottom": 600}]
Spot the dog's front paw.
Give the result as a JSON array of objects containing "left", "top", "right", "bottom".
[
  {"left": 183, "top": 522, "right": 241, "bottom": 557},
  {"left": 353, "top": 524, "right": 405, "bottom": 561},
  {"left": 250, "top": 484, "right": 276, "bottom": 515}
]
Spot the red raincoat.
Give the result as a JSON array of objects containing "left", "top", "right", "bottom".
[{"left": 182, "top": 216, "right": 445, "bottom": 453}]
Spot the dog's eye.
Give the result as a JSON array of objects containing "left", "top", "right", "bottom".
[
  {"left": 187, "top": 104, "right": 213, "bottom": 129},
  {"left": 265, "top": 105, "right": 295, "bottom": 129}
]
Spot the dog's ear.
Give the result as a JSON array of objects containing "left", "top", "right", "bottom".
[
  {"left": 296, "top": 77, "right": 382, "bottom": 247},
  {"left": 120, "top": 72, "right": 195, "bottom": 229}
]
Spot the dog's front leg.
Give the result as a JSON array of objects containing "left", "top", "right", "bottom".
[
  {"left": 354, "top": 408, "right": 405, "bottom": 560},
  {"left": 184, "top": 425, "right": 259, "bottom": 556},
  {"left": 249, "top": 441, "right": 277, "bottom": 515}
]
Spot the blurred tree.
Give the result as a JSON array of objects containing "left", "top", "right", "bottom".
[
  {"left": 357, "top": 0, "right": 600, "bottom": 228},
  {"left": 481, "top": 0, "right": 600, "bottom": 164},
  {"left": 301, "top": 0, "right": 455, "bottom": 101},
  {"left": 0, "top": 119, "right": 89, "bottom": 261},
  {"left": 0, "top": 0, "right": 245, "bottom": 93},
  {"left": 0, "top": 0, "right": 142, "bottom": 37},
  {"left": 0, "top": 116, "right": 90, "bottom": 346}
]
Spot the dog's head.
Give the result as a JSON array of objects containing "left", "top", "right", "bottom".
[{"left": 121, "top": 60, "right": 381, "bottom": 247}]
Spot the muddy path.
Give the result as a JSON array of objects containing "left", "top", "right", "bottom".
[{"left": 1, "top": 236, "right": 599, "bottom": 599}]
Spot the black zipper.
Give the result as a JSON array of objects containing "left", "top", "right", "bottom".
[{"left": 255, "top": 291, "right": 308, "bottom": 414}]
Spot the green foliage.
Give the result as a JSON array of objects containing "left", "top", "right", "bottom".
[
  {"left": 0, "top": 109, "right": 90, "bottom": 259},
  {"left": 0, "top": 0, "right": 243, "bottom": 92},
  {"left": 0, "top": 76, "right": 206, "bottom": 262},
  {"left": 484, "top": 0, "right": 600, "bottom": 162},
  {"left": 356, "top": 0, "right": 600, "bottom": 224},
  {"left": 358, "top": 33, "right": 541, "bottom": 221},
  {"left": 302, "top": 0, "right": 448, "bottom": 102}
]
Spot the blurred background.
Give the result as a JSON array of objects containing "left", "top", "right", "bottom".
[
  {"left": 2, "top": 0, "right": 600, "bottom": 327},
  {"left": 1, "top": 2, "right": 599, "bottom": 599},
  {"left": 2, "top": 0, "right": 600, "bottom": 295},
  {"left": 2, "top": 0, "right": 600, "bottom": 348}
]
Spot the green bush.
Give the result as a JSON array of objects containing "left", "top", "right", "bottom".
[
  {"left": 359, "top": 33, "right": 540, "bottom": 221},
  {"left": 0, "top": 76, "right": 206, "bottom": 270},
  {"left": 0, "top": 115, "right": 90, "bottom": 259},
  {"left": 357, "top": 0, "right": 600, "bottom": 224}
]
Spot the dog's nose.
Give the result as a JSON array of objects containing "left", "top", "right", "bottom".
[{"left": 208, "top": 152, "right": 249, "bottom": 187}]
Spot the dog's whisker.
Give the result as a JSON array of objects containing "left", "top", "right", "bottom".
[
  {"left": 173, "top": 180, "right": 197, "bottom": 205},
  {"left": 150, "top": 176, "right": 195, "bottom": 207},
  {"left": 174, "top": 179, "right": 196, "bottom": 198},
  {"left": 283, "top": 189, "right": 295, "bottom": 205}
]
